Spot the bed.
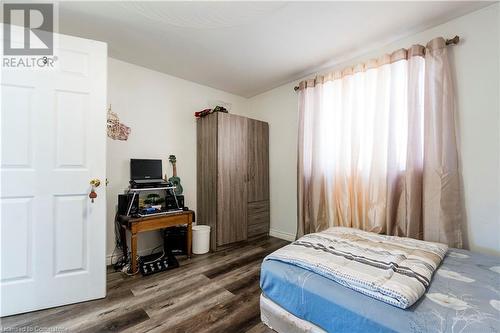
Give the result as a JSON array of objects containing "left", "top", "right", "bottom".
[{"left": 261, "top": 243, "right": 500, "bottom": 332}]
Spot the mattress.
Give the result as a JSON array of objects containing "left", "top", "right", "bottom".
[
  {"left": 265, "top": 227, "right": 448, "bottom": 309},
  {"left": 260, "top": 248, "right": 500, "bottom": 333},
  {"left": 260, "top": 294, "right": 326, "bottom": 333}
]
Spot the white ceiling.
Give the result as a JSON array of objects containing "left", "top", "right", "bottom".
[{"left": 59, "top": 1, "right": 491, "bottom": 97}]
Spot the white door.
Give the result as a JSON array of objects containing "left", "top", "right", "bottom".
[{"left": 0, "top": 31, "right": 107, "bottom": 316}]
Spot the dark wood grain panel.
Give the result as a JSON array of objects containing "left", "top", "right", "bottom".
[
  {"left": 198, "top": 113, "right": 269, "bottom": 251},
  {"left": 248, "top": 212, "right": 270, "bottom": 226},
  {"left": 144, "top": 278, "right": 233, "bottom": 319},
  {"left": 217, "top": 113, "right": 248, "bottom": 246},
  {"left": 248, "top": 223, "right": 270, "bottom": 238},
  {"left": 168, "top": 276, "right": 262, "bottom": 333},
  {"left": 248, "top": 200, "right": 269, "bottom": 237},
  {"left": 78, "top": 309, "right": 149, "bottom": 333},
  {"left": 247, "top": 119, "right": 269, "bottom": 202},
  {"left": 248, "top": 200, "right": 270, "bottom": 215},
  {"left": 202, "top": 248, "right": 271, "bottom": 279},
  {"left": 197, "top": 113, "right": 218, "bottom": 251},
  {"left": 2, "top": 237, "right": 287, "bottom": 333}
]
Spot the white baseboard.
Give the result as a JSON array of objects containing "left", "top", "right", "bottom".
[{"left": 269, "top": 228, "right": 296, "bottom": 242}]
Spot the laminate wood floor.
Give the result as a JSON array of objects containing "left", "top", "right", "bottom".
[{"left": 1, "top": 236, "right": 288, "bottom": 333}]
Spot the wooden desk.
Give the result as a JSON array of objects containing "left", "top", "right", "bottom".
[{"left": 119, "top": 210, "right": 194, "bottom": 273}]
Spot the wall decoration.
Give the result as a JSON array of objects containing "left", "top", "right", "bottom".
[{"left": 107, "top": 105, "right": 131, "bottom": 141}]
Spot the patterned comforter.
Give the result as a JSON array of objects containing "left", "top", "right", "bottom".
[{"left": 264, "top": 227, "right": 448, "bottom": 308}]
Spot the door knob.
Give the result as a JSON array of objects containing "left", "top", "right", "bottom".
[
  {"left": 90, "top": 179, "right": 101, "bottom": 187},
  {"left": 89, "top": 179, "right": 101, "bottom": 203}
]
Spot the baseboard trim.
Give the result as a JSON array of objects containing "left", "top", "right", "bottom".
[{"left": 269, "top": 228, "right": 296, "bottom": 242}]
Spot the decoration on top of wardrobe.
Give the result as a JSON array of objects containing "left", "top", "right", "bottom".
[
  {"left": 107, "top": 105, "right": 131, "bottom": 141},
  {"left": 194, "top": 105, "right": 228, "bottom": 118},
  {"left": 194, "top": 100, "right": 231, "bottom": 118}
]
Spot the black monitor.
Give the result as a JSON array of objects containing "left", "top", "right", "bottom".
[{"left": 130, "top": 159, "right": 162, "bottom": 180}]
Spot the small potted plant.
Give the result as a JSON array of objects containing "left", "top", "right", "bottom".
[{"left": 143, "top": 193, "right": 165, "bottom": 210}]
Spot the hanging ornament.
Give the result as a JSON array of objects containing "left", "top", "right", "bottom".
[{"left": 107, "top": 105, "right": 131, "bottom": 141}]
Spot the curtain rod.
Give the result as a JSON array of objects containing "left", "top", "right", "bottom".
[{"left": 293, "top": 35, "right": 460, "bottom": 92}]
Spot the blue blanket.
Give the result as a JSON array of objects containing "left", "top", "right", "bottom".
[{"left": 261, "top": 249, "right": 500, "bottom": 333}]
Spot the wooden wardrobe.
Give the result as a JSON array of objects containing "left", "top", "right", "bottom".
[{"left": 197, "top": 112, "right": 269, "bottom": 251}]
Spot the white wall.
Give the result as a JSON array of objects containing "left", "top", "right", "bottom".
[
  {"left": 106, "top": 58, "right": 247, "bottom": 261},
  {"left": 106, "top": 4, "right": 499, "bottom": 258},
  {"left": 247, "top": 4, "right": 500, "bottom": 254}
]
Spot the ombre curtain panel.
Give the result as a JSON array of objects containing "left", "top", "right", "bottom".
[{"left": 297, "top": 37, "right": 463, "bottom": 247}]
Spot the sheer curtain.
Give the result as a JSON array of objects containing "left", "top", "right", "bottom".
[{"left": 297, "top": 37, "right": 463, "bottom": 247}]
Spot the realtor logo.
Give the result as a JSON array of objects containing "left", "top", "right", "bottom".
[{"left": 3, "top": 3, "right": 54, "bottom": 55}]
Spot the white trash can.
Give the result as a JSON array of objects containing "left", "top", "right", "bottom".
[{"left": 192, "top": 225, "right": 211, "bottom": 254}]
